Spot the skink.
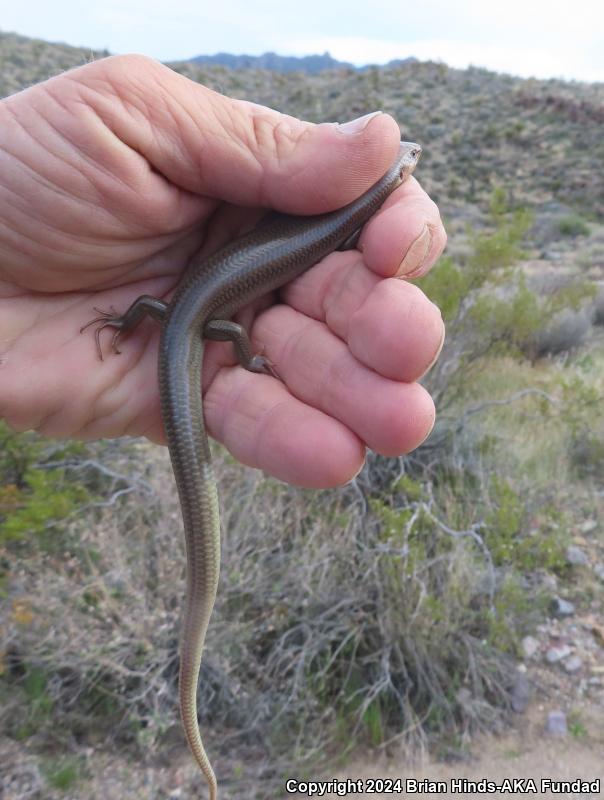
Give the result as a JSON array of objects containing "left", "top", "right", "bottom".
[{"left": 83, "top": 140, "right": 421, "bottom": 799}]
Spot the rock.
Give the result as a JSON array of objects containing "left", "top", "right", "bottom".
[
  {"left": 563, "top": 655, "right": 583, "bottom": 673},
  {"left": 542, "top": 573, "right": 558, "bottom": 591},
  {"left": 545, "top": 710, "right": 567, "bottom": 736},
  {"left": 551, "top": 597, "right": 575, "bottom": 617},
  {"left": 545, "top": 644, "right": 572, "bottom": 663},
  {"left": 579, "top": 518, "right": 597, "bottom": 534},
  {"left": 542, "top": 250, "right": 563, "bottom": 261},
  {"left": 590, "top": 620, "right": 604, "bottom": 647},
  {"left": 521, "top": 635, "right": 540, "bottom": 659},
  {"left": 594, "top": 564, "right": 604, "bottom": 582},
  {"left": 456, "top": 687, "right": 472, "bottom": 706},
  {"left": 566, "top": 545, "right": 589, "bottom": 567},
  {"left": 511, "top": 672, "right": 531, "bottom": 713}
]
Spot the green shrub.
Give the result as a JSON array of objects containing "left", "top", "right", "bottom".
[
  {"left": 44, "top": 757, "right": 82, "bottom": 791},
  {"left": 0, "top": 422, "right": 90, "bottom": 548},
  {"left": 12, "top": 665, "right": 54, "bottom": 740},
  {"left": 558, "top": 215, "right": 590, "bottom": 237},
  {"left": 484, "top": 478, "right": 568, "bottom": 572}
]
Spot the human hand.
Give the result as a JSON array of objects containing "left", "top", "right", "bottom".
[{"left": 0, "top": 55, "right": 446, "bottom": 488}]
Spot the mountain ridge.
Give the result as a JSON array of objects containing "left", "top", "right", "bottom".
[
  {"left": 1, "top": 29, "right": 602, "bottom": 220},
  {"left": 187, "top": 50, "right": 417, "bottom": 74}
]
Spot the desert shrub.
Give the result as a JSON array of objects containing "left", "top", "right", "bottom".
[
  {"left": 570, "top": 430, "right": 604, "bottom": 478},
  {"left": 592, "top": 283, "right": 604, "bottom": 325},
  {"left": 558, "top": 215, "right": 590, "bottom": 237},
  {"left": 0, "top": 423, "right": 92, "bottom": 554},
  {"left": 483, "top": 477, "right": 568, "bottom": 573},
  {"left": 533, "top": 305, "right": 594, "bottom": 355},
  {"left": 0, "top": 439, "right": 527, "bottom": 784},
  {"left": 422, "top": 190, "right": 597, "bottom": 394}
]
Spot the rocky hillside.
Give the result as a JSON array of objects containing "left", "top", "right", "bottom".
[
  {"left": 188, "top": 50, "right": 417, "bottom": 73},
  {"left": 1, "top": 29, "right": 603, "bottom": 800},
  {"left": 2, "top": 28, "right": 603, "bottom": 228}
]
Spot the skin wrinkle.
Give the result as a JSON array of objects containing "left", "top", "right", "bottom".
[
  {"left": 313, "top": 331, "right": 429, "bottom": 454},
  {"left": 67, "top": 74, "right": 161, "bottom": 174},
  {"left": 0, "top": 152, "right": 140, "bottom": 256},
  {"left": 1, "top": 130, "right": 85, "bottom": 211},
  {"left": 28, "top": 96, "right": 116, "bottom": 195},
  {"left": 234, "top": 106, "right": 314, "bottom": 209},
  {"left": 0, "top": 202, "right": 61, "bottom": 252},
  {"left": 322, "top": 258, "right": 373, "bottom": 339},
  {"left": 10, "top": 362, "right": 58, "bottom": 434},
  {"left": 244, "top": 106, "right": 287, "bottom": 165},
  {"left": 41, "top": 109, "right": 162, "bottom": 215},
  {"left": 0, "top": 223, "right": 81, "bottom": 280},
  {"left": 4, "top": 296, "right": 54, "bottom": 355},
  {"left": 207, "top": 367, "right": 259, "bottom": 448},
  {"left": 4, "top": 100, "right": 111, "bottom": 211},
  {"left": 36, "top": 373, "right": 89, "bottom": 439},
  {"left": 249, "top": 393, "right": 293, "bottom": 470},
  {"left": 154, "top": 90, "right": 207, "bottom": 169},
  {"left": 69, "top": 335, "right": 155, "bottom": 439},
  {"left": 260, "top": 399, "right": 359, "bottom": 486},
  {"left": 0, "top": 191, "right": 97, "bottom": 255},
  {"left": 197, "top": 110, "right": 245, "bottom": 190},
  {"left": 3, "top": 98, "right": 215, "bottom": 285},
  {"left": 319, "top": 346, "right": 360, "bottom": 419},
  {"left": 268, "top": 115, "right": 307, "bottom": 167},
  {"left": 274, "top": 315, "right": 318, "bottom": 387},
  {"left": 218, "top": 104, "right": 271, "bottom": 202},
  {"left": 80, "top": 371, "right": 147, "bottom": 439},
  {"left": 262, "top": 134, "right": 311, "bottom": 210},
  {"left": 162, "top": 92, "right": 246, "bottom": 200},
  {"left": 80, "top": 60, "right": 161, "bottom": 131},
  {"left": 279, "top": 251, "right": 340, "bottom": 318},
  {"left": 5, "top": 314, "right": 72, "bottom": 433},
  {"left": 1, "top": 184, "right": 127, "bottom": 255},
  {"left": 109, "top": 57, "right": 225, "bottom": 197},
  {"left": 354, "top": 282, "right": 443, "bottom": 381}
]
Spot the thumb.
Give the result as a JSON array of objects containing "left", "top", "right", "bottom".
[{"left": 82, "top": 55, "right": 403, "bottom": 213}]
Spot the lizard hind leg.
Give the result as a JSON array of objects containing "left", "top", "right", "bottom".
[
  {"left": 80, "top": 295, "right": 168, "bottom": 360},
  {"left": 204, "top": 319, "right": 281, "bottom": 380}
]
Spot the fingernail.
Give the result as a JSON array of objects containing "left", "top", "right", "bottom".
[
  {"left": 417, "top": 411, "right": 436, "bottom": 448},
  {"left": 420, "top": 322, "right": 446, "bottom": 379},
  {"left": 396, "top": 224, "right": 432, "bottom": 277},
  {"left": 336, "top": 110, "right": 382, "bottom": 135}
]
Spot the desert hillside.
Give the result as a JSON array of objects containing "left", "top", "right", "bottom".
[{"left": 1, "top": 30, "right": 603, "bottom": 800}]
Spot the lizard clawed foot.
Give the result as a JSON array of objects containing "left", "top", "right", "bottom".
[
  {"left": 80, "top": 307, "right": 126, "bottom": 360},
  {"left": 248, "top": 354, "right": 282, "bottom": 381}
]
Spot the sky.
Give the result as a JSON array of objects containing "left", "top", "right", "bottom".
[{"left": 3, "top": 0, "right": 604, "bottom": 83}]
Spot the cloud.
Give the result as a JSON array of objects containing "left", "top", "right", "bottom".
[
  {"left": 283, "top": 36, "right": 604, "bottom": 82},
  {"left": 2, "top": 0, "right": 603, "bottom": 81}
]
